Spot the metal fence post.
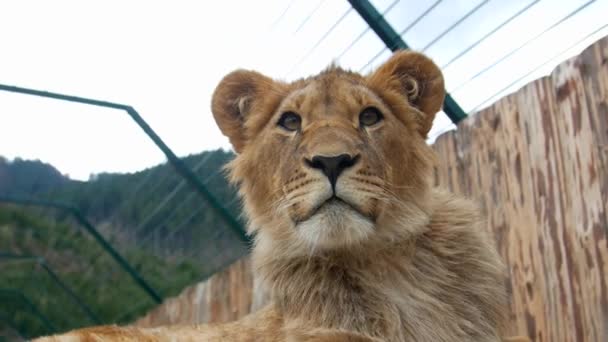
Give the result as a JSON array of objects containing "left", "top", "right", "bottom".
[{"left": 347, "top": 0, "right": 468, "bottom": 124}]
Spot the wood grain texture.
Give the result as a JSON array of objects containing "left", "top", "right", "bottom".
[
  {"left": 135, "top": 259, "right": 252, "bottom": 326},
  {"left": 433, "top": 36, "right": 608, "bottom": 341},
  {"left": 135, "top": 37, "right": 608, "bottom": 341}
]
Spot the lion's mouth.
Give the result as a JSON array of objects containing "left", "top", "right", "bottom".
[
  {"left": 296, "top": 195, "right": 367, "bottom": 224},
  {"left": 316, "top": 196, "right": 351, "bottom": 211}
]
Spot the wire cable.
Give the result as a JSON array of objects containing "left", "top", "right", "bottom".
[
  {"left": 294, "top": 0, "right": 326, "bottom": 34},
  {"left": 420, "top": 0, "right": 489, "bottom": 53},
  {"left": 133, "top": 152, "right": 213, "bottom": 236},
  {"left": 469, "top": 21, "right": 608, "bottom": 113},
  {"left": 336, "top": 0, "right": 400, "bottom": 61},
  {"left": 270, "top": 0, "right": 298, "bottom": 30},
  {"left": 357, "top": 0, "right": 442, "bottom": 72},
  {"left": 447, "top": 0, "right": 595, "bottom": 95},
  {"left": 440, "top": 0, "right": 540, "bottom": 70},
  {"left": 285, "top": 6, "right": 354, "bottom": 78}
]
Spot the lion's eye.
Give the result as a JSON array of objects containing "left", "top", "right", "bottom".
[
  {"left": 277, "top": 112, "right": 302, "bottom": 131},
  {"left": 359, "top": 107, "right": 383, "bottom": 127}
]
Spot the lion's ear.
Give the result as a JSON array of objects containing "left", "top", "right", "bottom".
[
  {"left": 368, "top": 50, "right": 445, "bottom": 136},
  {"left": 211, "top": 70, "right": 276, "bottom": 153}
]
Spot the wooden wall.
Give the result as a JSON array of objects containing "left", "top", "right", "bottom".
[
  {"left": 433, "top": 36, "right": 608, "bottom": 341},
  {"left": 135, "top": 37, "right": 608, "bottom": 341},
  {"left": 135, "top": 258, "right": 263, "bottom": 327}
]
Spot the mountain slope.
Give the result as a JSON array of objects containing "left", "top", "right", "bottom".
[{"left": 0, "top": 149, "right": 248, "bottom": 340}]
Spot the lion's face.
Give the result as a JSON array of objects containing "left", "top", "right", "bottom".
[{"left": 212, "top": 51, "right": 445, "bottom": 254}]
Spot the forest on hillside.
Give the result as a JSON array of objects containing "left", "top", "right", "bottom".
[{"left": 0, "top": 150, "right": 249, "bottom": 340}]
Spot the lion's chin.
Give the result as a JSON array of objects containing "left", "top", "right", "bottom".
[{"left": 295, "top": 199, "right": 374, "bottom": 251}]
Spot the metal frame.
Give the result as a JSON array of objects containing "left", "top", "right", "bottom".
[
  {"left": 0, "top": 80, "right": 253, "bottom": 335},
  {"left": 0, "top": 83, "right": 249, "bottom": 246},
  {"left": 348, "top": 0, "right": 468, "bottom": 124}
]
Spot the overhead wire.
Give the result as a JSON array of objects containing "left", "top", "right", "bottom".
[
  {"left": 83, "top": 152, "right": 216, "bottom": 277},
  {"left": 137, "top": 167, "right": 226, "bottom": 246},
  {"left": 420, "top": 0, "right": 489, "bottom": 53},
  {"left": 285, "top": 6, "right": 354, "bottom": 78},
  {"left": 469, "top": 21, "right": 608, "bottom": 113},
  {"left": 440, "top": 0, "right": 540, "bottom": 70},
  {"left": 357, "top": 0, "right": 442, "bottom": 72},
  {"left": 270, "top": 0, "right": 298, "bottom": 30},
  {"left": 408, "top": 0, "right": 588, "bottom": 142},
  {"left": 105, "top": 162, "right": 167, "bottom": 224},
  {"left": 429, "top": 0, "right": 599, "bottom": 142},
  {"left": 336, "top": 0, "right": 400, "bottom": 61},
  {"left": 132, "top": 152, "right": 214, "bottom": 236},
  {"left": 447, "top": 0, "right": 595, "bottom": 95},
  {"left": 294, "top": 0, "right": 327, "bottom": 34}
]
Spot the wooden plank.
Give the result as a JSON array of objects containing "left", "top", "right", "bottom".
[{"left": 433, "top": 36, "right": 608, "bottom": 341}]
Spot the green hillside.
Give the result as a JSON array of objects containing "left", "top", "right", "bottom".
[
  {"left": 1, "top": 150, "right": 241, "bottom": 226},
  {"left": 0, "top": 206, "right": 200, "bottom": 338},
  {"left": 0, "top": 150, "right": 248, "bottom": 340}
]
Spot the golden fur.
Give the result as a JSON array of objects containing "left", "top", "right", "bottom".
[{"left": 35, "top": 51, "right": 517, "bottom": 341}]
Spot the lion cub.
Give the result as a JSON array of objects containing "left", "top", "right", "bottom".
[{"left": 37, "top": 51, "right": 507, "bottom": 341}]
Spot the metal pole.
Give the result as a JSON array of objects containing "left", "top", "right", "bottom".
[
  {"left": 0, "top": 196, "right": 162, "bottom": 304},
  {"left": 70, "top": 209, "right": 163, "bottom": 303},
  {"left": 0, "top": 83, "right": 249, "bottom": 245},
  {"left": 347, "top": 0, "right": 468, "bottom": 124},
  {"left": 0, "top": 252, "right": 100, "bottom": 324},
  {"left": 39, "top": 263, "right": 101, "bottom": 323},
  {"left": 125, "top": 107, "right": 250, "bottom": 245}
]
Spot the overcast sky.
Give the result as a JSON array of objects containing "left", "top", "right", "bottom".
[{"left": 1, "top": 0, "right": 606, "bottom": 180}]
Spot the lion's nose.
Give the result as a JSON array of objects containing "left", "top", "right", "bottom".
[{"left": 306, "top": 154, "right": 359, "bottom": 190}]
